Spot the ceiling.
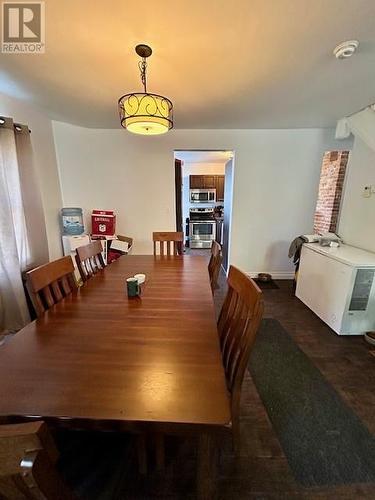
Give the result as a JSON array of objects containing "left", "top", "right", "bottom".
[{"left": 1, "top": 0, "right": 375, "bottom": 129}]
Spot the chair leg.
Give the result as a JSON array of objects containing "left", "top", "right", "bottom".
[
  {"left": 153, "top": 433, "right": 165, "bottom": 471},
  {"left": 136, "top": 434, "right": 147, "bottom": 475}
]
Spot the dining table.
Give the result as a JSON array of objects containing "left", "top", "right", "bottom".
[{"left": 0, "top": 255, "right": 231, "bottom": 498}]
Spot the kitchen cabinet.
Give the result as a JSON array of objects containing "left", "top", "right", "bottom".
[
  {"left": 216, "top": 175, "right": 225, "bottom": 202},
  {"left": 189, "top": 175, "right": 204, "bottom": 189},
  {"left": 189, "top": 175, "right": 225, "bottom": 200},
  {"left": 189, "top": 175, "right": 216, "bottom": 189},
  {"left": 203, "top": 176, "right": 216, "bottom": 189}
]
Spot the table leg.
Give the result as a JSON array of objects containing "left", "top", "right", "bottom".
[{"left": 197, "top": 433, "right": 217, "bottom": 500}]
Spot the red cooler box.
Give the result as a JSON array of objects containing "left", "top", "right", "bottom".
[{"left": 91, "top": 210, "right": 116, "bottom": 236}]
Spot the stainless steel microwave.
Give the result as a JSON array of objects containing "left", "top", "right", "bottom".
[{"left": 189, "top": 189, "right": 216, "bottom": 203}]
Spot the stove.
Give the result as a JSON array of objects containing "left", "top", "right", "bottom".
[{"left": 189, "top": 208, "right": 216, "bottom": 248}]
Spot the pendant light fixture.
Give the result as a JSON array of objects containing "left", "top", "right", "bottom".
[{"left": 118, "top": 44, "right": 173, "bottom": 135}]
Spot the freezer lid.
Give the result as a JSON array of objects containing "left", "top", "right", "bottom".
[{"left": 303, "top": 243, "right": 375, "bottom": 267}]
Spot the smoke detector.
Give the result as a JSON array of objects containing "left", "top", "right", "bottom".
[{"left": 333, "top": 40, "right": 359, "bottom": 59}]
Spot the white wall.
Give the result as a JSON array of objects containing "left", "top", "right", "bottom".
[
  {"left": 180, "top": 162, "right": 225, "bottom": 232},
  {"left": 53, "top": 122, "right": 352, "bottom": 276},
  {"left": 1, "top": 93, "right": 63, "bottom": 259},
  {"left": 339, "top": 137, "right": 375, "bottom": 252}
]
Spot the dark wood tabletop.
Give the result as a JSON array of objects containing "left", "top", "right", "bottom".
[{"left": 0, "top": 255, "right": 230, "bottom": 432}]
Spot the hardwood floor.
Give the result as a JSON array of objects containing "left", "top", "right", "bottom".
[
  {"left": 215, "top": 277, "right": 375, "bottom": 500},
  {"left": 183, "top": 247, "right": 211, "bottom": 256},
  {"left": 57, "top": 271, "right": 375, "bottom": 499}
]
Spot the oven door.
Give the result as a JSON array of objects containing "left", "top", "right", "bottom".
[{"left": 189, "top": 221, "right": 216, "bottom": 248}]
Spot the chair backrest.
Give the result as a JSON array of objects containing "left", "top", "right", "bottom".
[
  {"left": 75, "top": 240, "right": 106, "bottom": 282},
  {"left": 26, "top": 256, "right": 77, "bottom": 317},
  {"left": 208, "top": 241, "right": 222, "bottom": 292},
  {"left": 153, "top": 232, "right": 183, "bottom": 256},
  {"left": 0, "top": 421, "right": 76, "bottom": 499},
  {"left": 218, "top": 266, "right": 264, "bottom": 417}
]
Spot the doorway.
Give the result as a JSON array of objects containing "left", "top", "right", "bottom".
[{"left": 174, "top": 150, "right": 234, "bottom": 272}]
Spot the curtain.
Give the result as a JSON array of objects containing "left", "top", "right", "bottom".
[
  {"left": 15, "top": 123, "right": 49, "bottom": 266},
  {"left": 0, "top": 117, "right": 49, "bottom": 334}
]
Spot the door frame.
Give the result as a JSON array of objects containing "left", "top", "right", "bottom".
[
  {"left": 174, "top": 159, "right": 183, "bottom": 232},
  {"left": 222, "top": 158, "right": 234, "bottom": 273},
  {"left": 174, "top": 150, "right": 234, "bottom": 270}
]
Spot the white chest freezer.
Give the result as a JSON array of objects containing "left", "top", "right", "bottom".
[{"left": 296, "top": 243, "right": 375, "bottom": 335}]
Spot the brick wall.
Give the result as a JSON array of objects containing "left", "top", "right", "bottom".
[{"left": 313, "top": 151, "right": 349, "bottom": 234}]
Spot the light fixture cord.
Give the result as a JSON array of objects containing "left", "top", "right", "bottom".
[{"left": 138, "top": 57, "right": 147, "bottom": 93}]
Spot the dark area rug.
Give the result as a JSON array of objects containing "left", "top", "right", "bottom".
[
  {"left": 253, "top": 279, "right": 279, "bottom": 290},
  {"left": 248, "top": 318, "right": 375, "bottom": 488}
]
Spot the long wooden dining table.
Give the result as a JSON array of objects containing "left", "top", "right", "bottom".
[{"left": 0, "top": 255, "right": 231, "bottom": 498}]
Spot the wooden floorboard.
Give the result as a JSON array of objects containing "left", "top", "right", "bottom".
[{"left": 54, "top": 265, "right": 375, "bottom": 499}]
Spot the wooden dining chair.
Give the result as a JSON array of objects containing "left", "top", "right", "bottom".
[
  {"left": 147, "top": 266, "right": 263, "bottom": 469},
  {"left": 217, "top": 265, "right": 264, "bottom": 453},
  {"left": 208, "top": 241, "right": 223, "bottom": 292},
  {"left": 0, "top": 421, "right": 77, "bottom": 499},
  {"left": 153, "top": 232, "right": 183, "bottom": 256},
  {"left": 26, "top": 256, "right": 78, "bottom": 318},
  {"left": 75, "top": 240, "right": 106, "bottom": 282}
]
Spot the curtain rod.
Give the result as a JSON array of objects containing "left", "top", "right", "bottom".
[
  {"left": 0, "top": 117, "right": 31, "bottom": 133},
  {"left": 345, "top": 102, "right": 375, "bottom": 119}
]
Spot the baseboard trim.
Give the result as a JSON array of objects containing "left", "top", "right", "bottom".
[{"left": 247, "top": 271, "right": 295, "bottom": 280}]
